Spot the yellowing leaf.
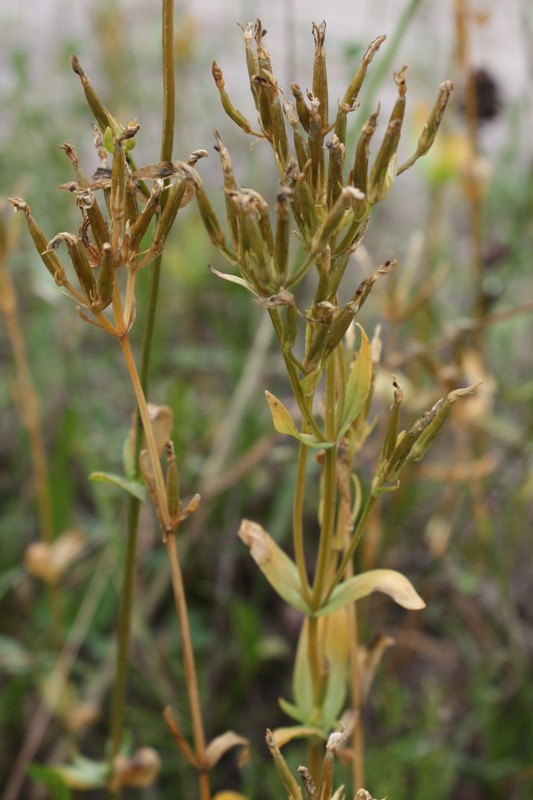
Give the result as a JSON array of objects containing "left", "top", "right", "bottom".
[
  {"left": 205, "top": 731, "right": 249, "bottom": 770},
  {"left": 265, "top": 391, "right": 334, "bottom": 449},
  {"left": 238, "top": 520, "right": 309, "bottom": 613},
  {"left": 338, "top": 324, "right": 373, "bottom": 439},
  {"left": 271, "top": 725, "right": 326, "bottom": 748},
  {"left": 317, "top": 569, "right": 425, "bottom": 616}
]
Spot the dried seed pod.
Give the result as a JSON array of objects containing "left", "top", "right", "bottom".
[
  {"left": 153, "top": 178, "right": 189, "bottom": 250},
  {"left": 281, "top": 158, "right": 305, "bottom": 232},
  {"left": 92, "top": 242, "right": 115, "bottom": 311},
  {"left": 342, "top": 34, "right": 387, "bottom": 107},
  {"left": 47, "top": 232, "right": 97, "bottom": 302},
  {"left": 381, "top": 375, "right": 404, "bottom": 462},
  {"left": 252, "top": 72, "right": 274, "bottom": 139},
  {"left": 291, "top": 83, "right": 311, "bottom": 132},
  {"left": 265, "top": 729, "right": 302, "bottom": 800},
  {"left": 241, "top": 22, "right": 260, "bottom": 103},
  {"left": 195, "top": 182, "right": 229, "bottom": 252},
  {"left": 326, "top": 134, "right": 345, "bottom": 209},
  {"left": 312, "top": 21, "right": 328, "bottom": 129},
  {"left": 126, "top": 185, "right": 161, "bottom": 253},
  {"left": 351, "top": 106, "right": 380, "bottom": 194},
  {"left": 274, "top": 188, "right": 290, "bottom": 283},
  {"left": 124, "top": 181, "right": 139, "bottom": 230},
  {"left": 297, "top": 766, "right": 316, "bottom": 800},
  {"left": 333, "top": 100, "right": 353, "bottom": 147},
  {"left": 214, "top": 131, "right": 240, "bottom": 247},
  {"left": 254, "top": 19, "right": 272, "bottom": 73},
  {"left": 212, "top": 61, "right": 257, "bottom": 135},
  {"left": 59, "top": 142, "right": 111, "bottom": 249},
  {"left": 322, "top": 259, "right": 396, "bottom": 361},
  {"left": 307, "top": 93, "right": 325, "bottom": 196},
  {"left": 296, "top": 163, "right": 319, "bottom": 238},
  {"left": 231, "top": 190, "right": 272, "bottom": 289},
  {"left": 164, "top": 439, "right": 180, "bottom": 518},
  {"left": 283, "top": 97, "right": 309, "bottom": 171},
  {"left": 110, "top": 140, "right": 126, "bottom": 240},
  {"left": 309, "top": 187, "right": 360, "bottom": 256},
  {"left": 71, "top": 55, "right": 114, "bottom": 134},
  {"left": 397, "top": 80, "right": 454, "bottom": 175},
  {"left": 262, "top": 70, "right": 289, "bottom": 164},
  {"left": 408, "top": 383, "right": 480, "bottom": 462},
  {"left": 8, "top": 198, "right": 68, "bottom": 285},
  {"left": 368, "top": 67, "right": 408, "bottom": 204}
]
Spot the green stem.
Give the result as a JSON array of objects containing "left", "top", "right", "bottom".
[
  {"left": 328, "top": 493, "right": 378, "bottom": 597},
  {"left": 311, "top": 357, "right": 338, "bottom": 609},
  {"left": 268, "top": 308, "right": 325, "bottom": 441},
  {"left": 293, "top": 440, "right": 312, "bottom": 605}
]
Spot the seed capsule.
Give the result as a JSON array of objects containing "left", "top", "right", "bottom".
[
  {"left": 342, "top": 34, "right": 387, "bottom": 107},
  {"left": 92, "top": 242, "right": 115, "bottom": 311},
  {"left": 8, "top": 198, "right": 67, "bottom": 285},
  {"left": 312, "top": 21, "right": 329, "bottom": 129}
]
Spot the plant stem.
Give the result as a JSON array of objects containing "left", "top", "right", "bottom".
[
  {"left": 119, "top": 332, "right": 210, "bottom": 800},
  {"left": 311, "top": 357, "right": 338, "bottom": 609},
  {"left": 293, "top": 440, "right": 312, "bottom": 605},
  {"left": 119, "top": 335, "right": 168, "bottom": 513},
  {"left": 306, "top": 616, "right": 323, "bottom": 785},
  {"left": 165, "top": 534, "right": 210, "bottom": 800},
  {"left": 328, "top": 493, "right": 377, "bottom": 596}
]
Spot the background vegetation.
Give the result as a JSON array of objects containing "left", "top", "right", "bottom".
[{"left": 1, "top": 1, "right": 532, "bottom": 798}]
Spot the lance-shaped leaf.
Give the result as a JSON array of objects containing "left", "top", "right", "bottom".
[
  {"left": 89, "top": 471, "right": 146, "bottom": 502},
  {"left": 208, "top": 265, "right": 258, "bottom": 295},
  {"left": 238, "top": 519, "right": 309, "bottom": 613},
  {"left": 338, "top": 324, "right": 373, "bottom": 439},
  {"left": 265, "top": 391, "right": 334, "bottom": 449},
  {"left": 292, "top": 608, "right": 351, "bottom": 728},
  {"left": 317, "top": 568, "right": 425, "bottom": 617}
]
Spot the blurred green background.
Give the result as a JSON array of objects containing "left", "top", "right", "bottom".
[{"left": 1, "top": 1, "right": 532, "bottom": 798}]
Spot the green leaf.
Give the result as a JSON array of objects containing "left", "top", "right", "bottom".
[
  {"left": 238, "top": 520, "right": 310, "bottom": 614},
  {"left": 338, "top": 323, "right": 373, "bottom": 439},
  {"left": 28, "top": 754, "right": 108, "bottom": 790},
  {"left": 264, "top": 391, "right": 334, "bottom": 449},
  {"left": 292, "top": 609, "right": 351, "bottom": 728},
  {"left": 278, "top": 696, "right": 309, "bottom": 725},
  {"left": 317, "top": 569, "right": 425, "bottom": 617},
  {"left": 89, "top": 471, "right": 146, "bottom": 502},
  {"left": 27, "top": 764, "right": 72, "bottom": 800}
]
